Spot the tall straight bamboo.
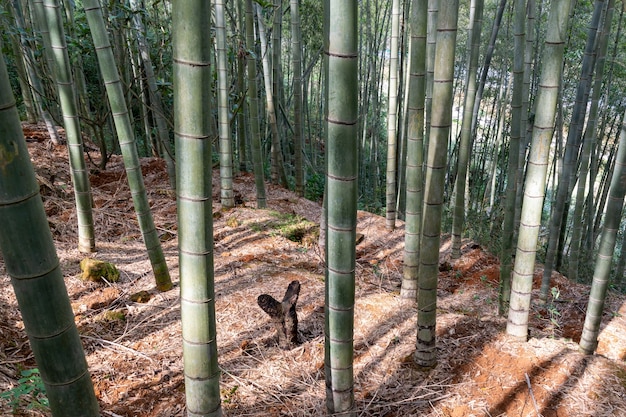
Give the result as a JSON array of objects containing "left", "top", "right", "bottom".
[
  {"left": 470, "top": 0, "right": 507, "bottom": 136},
  {"left": 42, "top": 0, "right": 95, "bottom": 253},
  {"left": 416, "top": 0, "right": 459, "bottom": 367},
  {"left": 385, "top": 0, "right": 401, "bottom": 231},
  {"left": 291, "top": 0, "right": 304, "bottom": 196},
  {"left": 498, "top": 0, "right": 526, "bottom": 315},
  {"left": 173, "top": 1, "right": 223, "bottom": 415},
  {"left": 256, "top": 5, "right": 288, "bottom": 187},
  {"left": 0, "top": 49, "right": 100, "bottom": 417},
  {"left": 569, "top": 0, "right": 615, "bottom": 281},
  {"left": 579, "top": 109, "right": 626, "bottom": 354},
  {"left": 246, "top": 0, "right": 267, "bottom": 208},
  {"left": 450, "top": 0, "right": 484, "bottom": 259},
  {"left": 324, "top": 0, "right": 358, "bottom": 414},
  {"left": 215, "top": 0, "right": 235, "bottom": 208},
  {"left": 129, "top": 0, "right": 176, "bottom": 188},
  {"left": 539, "top": 0, "right": 605, "bottom": 301},
  {"left": 9, "top": 0, "right": 60, "bottom": 144},
  {"left": 401, "top": 0, "right": 427, "bottom": 300},
  {"left": 506, "top": 0, "right": 571, "bottom": 340},
  {"left": 83, "top": 0, "right": 172, "bottom": 291},
  {"left": 424, "top": 0, "right": 438, "bottom": 158}
]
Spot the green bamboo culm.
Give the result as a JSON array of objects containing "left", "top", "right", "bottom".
[
  {"left": 245, "top": 0, "right": 267, "bottom": 208},
  {"left": 415, "top": 0, "right": 459, "bottom": 368},
  {"left": 498, "top": 0, "right": 526, "bottom": 315},
  {"left": 401, "top": 0, "right": 427, "bottom": 300},
  {"left": 579, "top": 109, "right": 626, "bottom": 355},
  {"left": 215, "top": 0, "right": 235, "bottom": 208},
  {"left": 82, "top": 0, "right": 172, "bottom": 292},
  {"left": 173, "top": 1, "right": 223, "bottom": 416},
  {"left": 0, "top": 49, "right": 100, "bottom": 417},
  {"left": 324, "top": 0, "right": 358, "bottom": 414},
  {"left": 42, "top": 0, "right": 96, "bottom": 253},
  {"left": 506, "top": 0, "right": 572, "bottom": 340}
]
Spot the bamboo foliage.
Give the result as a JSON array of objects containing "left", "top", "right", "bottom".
[
  {"left": 416, "top": 0, "right": 459, "bottom": 367},
  {"left": 42, "top": 0, "right": 96, "bottom": 253},
  {"left": 324, "top": 0, "right": 358, "bottom": 414},
  {"left": 506, "top": 0, "right": 572, "bottom": 341},
  {"left": 83, "top": 0, "right": 172, "bottom": 292},
  {"left": 173, "top": 1, "right": 223, "bottom": 415},
  {"left": 0, "top": 48, "right": 100, "bottom": 417}
]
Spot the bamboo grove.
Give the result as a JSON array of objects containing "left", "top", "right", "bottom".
[{"left": 0, "top": 0, "right": 626, "bottom": 415}]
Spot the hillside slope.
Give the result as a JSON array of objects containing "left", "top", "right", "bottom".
[{"left": 1, "top": 123, "right": 626, "bottom": 416}]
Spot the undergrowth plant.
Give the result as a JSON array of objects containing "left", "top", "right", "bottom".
[{"left": 0, "top": 368, "right": 49, "bottom": 413}]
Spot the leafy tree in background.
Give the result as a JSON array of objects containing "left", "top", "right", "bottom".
[
  {"left": 173, "top": 1, "right": 222, "bottom": 415},
  {"left": 0, "top": 47, "right": 99, "bottom": 417}
]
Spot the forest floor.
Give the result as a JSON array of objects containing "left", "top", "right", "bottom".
[{"left": 1, "top": 123, "right": 626, "bottom": 417}]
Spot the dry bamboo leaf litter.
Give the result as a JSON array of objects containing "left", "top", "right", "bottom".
[{"left": 1, "top": 125, "right": 626, "bottom": 416}]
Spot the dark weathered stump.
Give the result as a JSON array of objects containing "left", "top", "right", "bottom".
[{"left": 257, "top": 280, "right": 300, "bottom": 349}]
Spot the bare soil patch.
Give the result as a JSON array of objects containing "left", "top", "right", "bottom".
[{"left": 1, "top": 123, "right": 626, "bottom": 416}]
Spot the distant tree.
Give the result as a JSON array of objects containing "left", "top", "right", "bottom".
[
  {"left": 291, "top": 0, "right": 304, "bottom": 197},
  {"left": 215, "top": 0, "right": 235, "bottom": 208},
  {"left": 569, "top": 0, "right": 615, "bottom": 282},
  {"left": 246, "top": 0, "right": 267, "bottom": 208},
  {"left": 385, "top": 0, "right": 401, "bottom": 231},
  {"left": 256, "top": 4, "right": 288, "bottom": 187},
  {"left": 173, "top": 1, "right": 223, "bottom": 415},
  {"left": 0, "top": 48, "right": 100, "bottom": 417},
  {"left": 129, "top": 0, "right": 176, "bottom": 188}
]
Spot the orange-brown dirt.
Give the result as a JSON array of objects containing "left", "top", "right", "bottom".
[{"left": 1, "top": 123, "right": 626, "bottom": 416}]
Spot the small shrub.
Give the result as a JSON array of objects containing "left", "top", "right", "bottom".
[{"left": 0, "top": 368, "right": 49, "bottom": 413}]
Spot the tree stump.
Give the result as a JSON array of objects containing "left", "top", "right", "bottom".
[{"left": 257, "top": 280, "right": 300, "bottom": 349}]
